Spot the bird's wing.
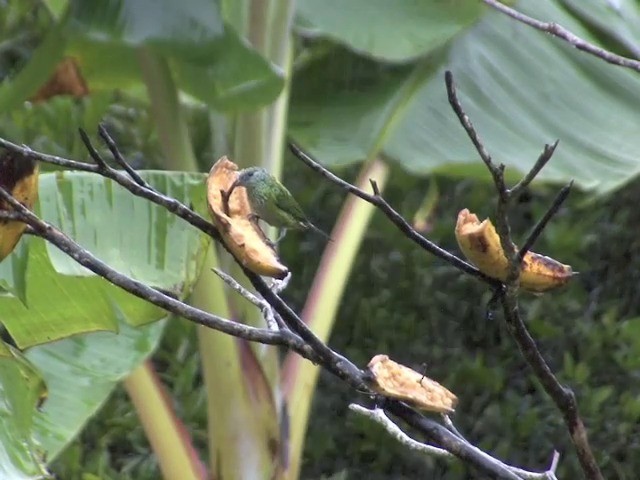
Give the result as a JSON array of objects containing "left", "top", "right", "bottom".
[{"left": 273, "top": 180, "right": 308, "bottom": 223}]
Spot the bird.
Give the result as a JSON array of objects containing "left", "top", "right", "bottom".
[{"left": 229, "top": 167, "right": 331, "bottom": 242}]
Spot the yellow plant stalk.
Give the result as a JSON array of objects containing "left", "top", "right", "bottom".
[
  {"left": 0, "top": 151, "right": 39, "bottom": 261},
  {"left": 206, "top": 157, "right": 288, "bottom": 279},
  {"left": 455, "top": 209, "right": 573, "bottom": 293}
]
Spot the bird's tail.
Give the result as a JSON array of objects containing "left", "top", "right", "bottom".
[{"left": 305, "top": 221, "right": 333, "bottom": 243}]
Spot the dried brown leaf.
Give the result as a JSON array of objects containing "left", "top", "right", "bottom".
[{"left": 31, "top": 57, "right": 89, "bottom": 103}]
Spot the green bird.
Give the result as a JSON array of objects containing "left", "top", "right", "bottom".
[{"left": 231, "top": 167, "right": 331, "bottom": 241}]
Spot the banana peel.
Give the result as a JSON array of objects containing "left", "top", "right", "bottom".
[
  {"left": 367, "top": 354, "right": 458, "bottom": 414},
  {"left": 0, "top": 151, "right": 39, "bottom": 261},
  {"left": 455, "top": 208, "right": 573, "bottom": 293},
  {"left": 206, "top": 157, "right": 288, "bottom": 279}
]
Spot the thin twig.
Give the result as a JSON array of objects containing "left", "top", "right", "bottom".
[
  {"left": 445, "top": 71, "right": 516, "bottom": 271},
  {"left": 517, "top": 181, "right": 573, "bottom": 262},
  {"left": 511, "top": 142, "right": 559, "bottom": 196},
  {"left": 270, "top": 271, "right": 291, "bottom": 295},
  {"left": 483, "top": 0, "right": 640, "bottom": 73},
  {"left": 97, "top": 125, "right": 150, "bottom": 188},
  {"left": 442, "top": 414, "right": 467, "bottom": 440},
  {"left": 353, "top": 404, "right": 560, "bottom": 480},
  {"left": 78, "top": 128, "right": 110, "bottom": 170},
  {"left": 445, "top": 70, "right": 603, "bottom": 480},
  {"left": 288, "top": 142, "right": 501, "bottom": 288},
  {"left": 381, "top": 400, "right": 522, "bottom": 480},
  {"left": 211, "top": 268, "right": 280, "bottom": 331},
  {"left": 444, "top": 71, "right": 506, "bottom": 200},
  {"left": 441, "top": 414, "right": 560, "bottom": 480},
  {"left": 350, "top": 404, "right": 452, "bottom": 458}
]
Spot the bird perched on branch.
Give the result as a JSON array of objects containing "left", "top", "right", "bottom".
[{"left": 229, "top": 167, "right": 331, "bottom": 242}]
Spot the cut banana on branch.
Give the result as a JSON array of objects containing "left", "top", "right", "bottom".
[
  {"left": 455, "top": 209, "right": 573, "bottom": 293},
  {"left": 0, "top": 151, "right": 39, "bottom": 262},
  {"left": 367, "top": 354, "right": 458, "bottom": 414},
  {"left": 206, "top": 157, "right": 289, "bottom": 279}
]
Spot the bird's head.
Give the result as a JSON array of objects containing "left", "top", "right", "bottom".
[{"left": 235, "top": 167, "right": 268, "bottom": 188}]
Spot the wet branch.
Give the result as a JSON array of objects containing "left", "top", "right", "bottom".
[
  {"left": 288, "top": 143, "right": 501, "bottom": 288},
  {"left": 445, "top": 70, "right": 603, "bottom": 480},
  {"left": 482, "top": 0, "right": 640, "bottom": 73},
  {"left": 350, "top": 404, "right": 560, "bottom": 480}
]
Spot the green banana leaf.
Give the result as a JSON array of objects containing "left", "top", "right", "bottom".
[
  {"left": 0, "top": 170, "right": 209, "bottom": 348},
  {"left": 290, "top": 0, "right": 640, "bottom": 194},
  {"left": 0, "top": 0, "right": 284, "bottom": 114},
  {"left": 296, "top": 0, "right": 484, "bottom": 62},
  {"left": 0, "top": 312, "right": 166, "bottom": 479},
  {"left": 0, "top": 342, "right": 48, "bottom": 480}
]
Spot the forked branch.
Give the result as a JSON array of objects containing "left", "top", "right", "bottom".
[{"left": 445, "top": 70, "right": 602, "bottom": 480}]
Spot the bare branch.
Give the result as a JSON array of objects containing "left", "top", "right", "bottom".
[
  {"left": 288, "top": 142, "right": 500, "bottom": 287},
  {"left": 353, "top": 405, "right": 560, "bottom": 480},
  {"left": 511, "top": 142, "right": 559, "bottom": 196},
  {"left": 445, "top": 70, "right": 603, "bottom": 480},
  {"left": 382, "top": 400, "right": 522, "bottom": 479},
  {"left": 444, "top": 71, "right": 506, "bottom": 200},
  {"left": 211, "top": 268, "right": 281, "bottom": 331},
  {"left": 517, "top": 181, "right": 573, "bottom": 262},
  {"left": 445, "top": 71, "right": 516, "bottom": 271},
  {"left": 77, "top": 128, "right": 111, "bottom": 171},
  {"left": 482, "top": 0, "right": 640, "bottom": 73},
  {"left": 350, "top": 404, "right": 452, "bottom": 458},
  {"left": 97, "top": 124, "right": 151, "bottom": 188},
  {"left": 0, "top": 132, "right": 223, "bottom": 243}
]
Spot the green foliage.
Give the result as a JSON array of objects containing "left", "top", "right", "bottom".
[
  {"left": 0, "top": 170, "right": 209, "bottom": 348},
  {"left": 290, "top": 0, "right": 640, "bottom": 193},
  {"left": 0, "top": 343, "right": 47, "bottom": 480},
  {"left": 50, "top": 320, "right": 206, "bottom": 480},
  {"left": 296, "top": 0, "right": 483, "bottom": 62},
  {"left": 283, "top": 162, "right": 640, "bottom": 479}
]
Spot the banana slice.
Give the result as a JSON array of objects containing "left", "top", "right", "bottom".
[
  {"left": 0, "top": 151, "right": 39, "bottom": 261},
  {"left": 206, "top": 157, "right": 288, "bottom": 279},
  {"left": 367, "top": 354, "right": 457, "bottom": 414},
  {"left": 455, "top": 209, "right": 573, "bottom": 293}
]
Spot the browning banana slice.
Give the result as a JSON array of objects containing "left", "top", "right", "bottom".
[
  {"left": 455, "top": 208, "right": 573, "bottom": 293},
  {"left": 0, "top": 151, "right": 39, "bottom": 261},
  {"left": 367, "top": 354, "right": 458, "bottom": 414},
  {"left": 206, "top": 157, "right": 288, "bottom": 279}
]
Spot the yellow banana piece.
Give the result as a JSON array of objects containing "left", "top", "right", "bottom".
[
  {"left": 0, "top": 151, "right": 39, "bottom": 262},
  {"left": 206, "top": 157, "right": 289, "bottom": 279},
  {"left": 455, "top": 209, "right": 573, "bottom": 293}
]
